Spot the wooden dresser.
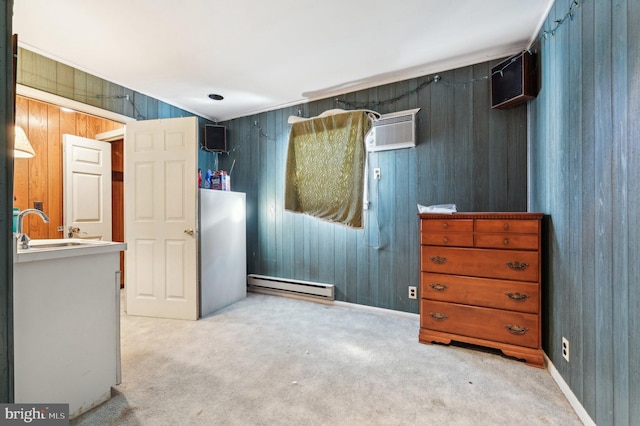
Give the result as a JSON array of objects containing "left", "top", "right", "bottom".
[{"left": 419, "top": 212, "right": 544, "bottom": 368}]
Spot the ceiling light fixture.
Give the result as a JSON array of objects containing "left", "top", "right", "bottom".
[{"left": 208, "top": 94, "right": 224, "bottom": 101}]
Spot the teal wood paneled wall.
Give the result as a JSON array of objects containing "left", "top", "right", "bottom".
[
  {"left": 529, "top": 0, "right": 639, "bottom": 424},
  {"left": 219, "top": 60, "right": 528, "bottom": 313},
  {"left": 16, "top": 48, "right": 218, "bottom": 173},
  {"left": 1, "top": 0, "right": 15, "bottom": 402}
]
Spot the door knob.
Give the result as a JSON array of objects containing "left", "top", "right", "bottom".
[
  {"left": 184, "top": 229, "right": 194, "bottom": 236},
  {"left": 68, "top": 226, "right": 80, "bottom": 238}
]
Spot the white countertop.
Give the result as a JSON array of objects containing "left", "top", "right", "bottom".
[{"left": 13, "top": 237, "right": 127, "bottom": 263}]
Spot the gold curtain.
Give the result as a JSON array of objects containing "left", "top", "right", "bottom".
[{"left": 285, "top": 110, "right": 371, "bottom": 228}]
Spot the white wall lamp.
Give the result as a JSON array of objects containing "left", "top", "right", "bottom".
[{"left": 14, "top": 125, "right": 35, "bottom": 158}]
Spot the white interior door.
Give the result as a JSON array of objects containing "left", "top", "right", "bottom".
[
  {"left": 124, "top": 116, "right": 198, "bottom": 320},
  {"left": 63, "top": 135, "right": 112, "bottom": 240}
]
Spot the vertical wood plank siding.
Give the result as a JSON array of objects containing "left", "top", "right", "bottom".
[
  {"left": 1, "top": 0, "right": 15, "bottom": 401},
  {"left": 15, "top": 48, "right": 218, "bottom": 175},
  {"left": 13, "top": 96, "right": 123, "bottom": 238},
  {"left": 219, "top": 59, "right": 528, "bottom": 314},
  {"left": 529, "top": 0, "right": 639, "bottom": 424},
  {"left": 11, "top": 3, "right": 638, "bottom": 424}
]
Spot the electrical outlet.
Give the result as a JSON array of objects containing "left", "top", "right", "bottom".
[
  {"left": 373, "top": 168, "right": 381, "bottom": 180},
  {"left": 363, "top": 200, "right": 369, "bottom": 210},
  {"left": 408, "top": 286, "right": 417, "bottom": 299},
  {"left": 562, "top": 337, "right": 570, "bottom": 362}
]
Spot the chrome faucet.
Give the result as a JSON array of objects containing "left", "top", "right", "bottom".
[{"left": 16, "top": 208, "right": 51, "bottom": 249}]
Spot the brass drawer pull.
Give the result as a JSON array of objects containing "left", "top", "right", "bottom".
[
  {"left": 443, "top": 237, "right": 449, "bottom": 243},
  {"left": 505, "top": 324, "right": 529, "bottom": 335},
  {"left": 430, "top": 256, "right": 447, "bottom": 264},
  {"left": 503, "top": 223, "right": 510, "bottom": 230},
  {"left": 506, "top": 292, "right": 529, "bottom": 301},
  {"left": 430, "top": 283, "right": 448, "bottom": 291},
  {"left": 506, "top": 261, "right": 529, "bottom": 270},
  {"left": 503, "top": 238, "right": 509, "bottom": 245},
  {"left": 429, "top": 312, "right": 448, "bottom": 321},
  {"left": 442, "top": 222, "right": 449, "bottom": 228}
]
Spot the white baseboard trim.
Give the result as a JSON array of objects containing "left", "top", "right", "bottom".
[
  {"left": 250, "top": 289, "right": 420, "bottom": 321},
  {"left": 544, "top": 353, "right": 595, "bottom": 426},
  {"left": 332, "top": 300, "right": 420, "bottom": 321}
]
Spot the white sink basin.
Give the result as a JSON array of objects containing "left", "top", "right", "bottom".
[
  {"left": 14, "top": 238, "right": 126, "bottom": 263},
  {"left": 27, "top": 238, "right": 109, "bottom": 249},
  {"left": 28, "top": 241, "right": 87, "bottom": 248}
]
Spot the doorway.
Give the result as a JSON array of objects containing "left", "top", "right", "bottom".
[
  {"left": 14, "top": 92, "right": 130, "bottom": 287},
  {"left": 113, "top": 138, "right": 125, "bottom": 286},
  {"left": 96, "top": 128, "right": 125, "bottom": 287}
]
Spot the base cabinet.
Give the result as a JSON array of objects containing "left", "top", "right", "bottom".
[
  {"left": 14, "top": 250, "right": 123, "bottom": 418},
  {"left": 419, "top": 212, "right": 544, "bottom": 368}
]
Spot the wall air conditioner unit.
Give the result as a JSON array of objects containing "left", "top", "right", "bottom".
[{"left": 365, "top": 108, "right": 420, "bottom": 152}]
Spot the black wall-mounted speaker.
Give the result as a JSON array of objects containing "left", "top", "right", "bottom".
[
  {"left": 204, "top": 124, "right": 227, "bottom": 153},
  {"left": 491, "top": 52, "right": 538, "bottom": 109}
]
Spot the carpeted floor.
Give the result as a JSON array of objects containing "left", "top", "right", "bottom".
[{"left": 71, "top": 292, "right": 583, "bottom": 425}]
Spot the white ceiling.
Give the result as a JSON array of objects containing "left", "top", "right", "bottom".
[{"left": 12, "top": 0, "right": 553, "bottom": 122}]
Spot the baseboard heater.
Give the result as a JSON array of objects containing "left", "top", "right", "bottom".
[{"left": 247, "top": 274, "right": 335, "bottom": 301}]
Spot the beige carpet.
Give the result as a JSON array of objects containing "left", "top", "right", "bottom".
[{"left": 71, "top": 292, "right": 582, "bottom": 425}]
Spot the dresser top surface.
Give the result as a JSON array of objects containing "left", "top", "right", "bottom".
[{"left": 418, "top": 212, "right": 544, "bottom": 220}]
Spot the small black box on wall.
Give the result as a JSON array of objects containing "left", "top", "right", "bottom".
[
  {"left": 204, "top": 124, "right": 227, "bottom": 153},
  {"left": 490, "top": 51, "right": 538, "bottom": 109}
]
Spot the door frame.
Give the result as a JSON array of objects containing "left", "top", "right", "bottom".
[
  {"left": 97, "top": 128, "right": 126, "bottom": 286},
  {"left": 17, "top": 85, "right": 135, "bottom": 125}
]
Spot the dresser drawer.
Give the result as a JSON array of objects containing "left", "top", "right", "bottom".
[
  {"left": 421, "top": 232, "right": 474, "bottom": 247},
  {"left": 420, "top": 300, "right": 539, "bottom": 348},
  {"left": 475, "top": 219, "right": 539, "bottom": 234},
  {"left": 421, "top": 273, "right": 539, "bottom": 313},
  {"left": 421, "top": 246, "right": 539, "bottom": 281},
  {"left": 474, "top": 233, "right": 539, "bottom": 250},
  {"left": 421, "top": 219, "right": 473, "bottom": 233}
]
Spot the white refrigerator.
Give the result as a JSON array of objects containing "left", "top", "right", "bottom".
[{"left": 198, "top": 189, "right": 246, "bottom": 317}]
